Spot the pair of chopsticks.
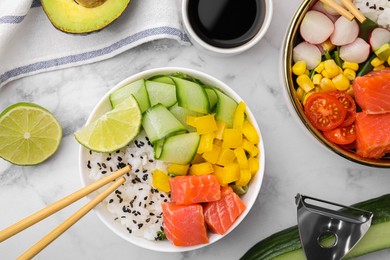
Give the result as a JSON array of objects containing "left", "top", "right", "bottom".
[
  {"left": 320, "top": 0, "right": 366, "bottom": 23},
  {"left": 0, "top": 165, "right": 131, "bottom": 260}
]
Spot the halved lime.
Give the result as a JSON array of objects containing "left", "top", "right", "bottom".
[
  {"left": 74, "top": 95, "right": 142, "bottom": 153},
  {"left": 0, "top": 102, "right": 62, "bottom": 166}
]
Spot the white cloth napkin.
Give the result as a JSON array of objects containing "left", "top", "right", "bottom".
[{"left": 0, "top": 0, "right": 190, "bottom": 87}]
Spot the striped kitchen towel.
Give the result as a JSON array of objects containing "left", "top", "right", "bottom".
[{"left": 0, "top": 0, "right": 190, "bottom": 88}]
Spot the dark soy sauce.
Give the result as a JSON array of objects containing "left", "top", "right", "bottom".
[{"left": 187, "top": 0, "right": 266, "bottom": 48}]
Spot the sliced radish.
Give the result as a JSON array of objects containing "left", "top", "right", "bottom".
[
  {"left": 300, "top": 10, "right": 334, "bottom": 44},
  {"left": 369, "top": 28, "right": 390, "bottom": 51},
  {"left": 340, "top": 38, "right": 370, "bottom": 64},
  {"left": 322, "top": 0, "right": 344, "bottom": 16},
  {"left": 330, "top": 16, "right": 359, "bottom": 46},
  {"left": 311, "top": 1, "right": 339, "bottom": 22},
  {"left": 293, "top": 42, "right": 322, "bottom": 70}
]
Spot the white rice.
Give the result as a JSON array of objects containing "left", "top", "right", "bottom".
[
  {"left": 354, "top": 0, "right": 390, "bottom": 29},
  {"left": 85, "top": 131, "right": 170, "bottom": 240}
]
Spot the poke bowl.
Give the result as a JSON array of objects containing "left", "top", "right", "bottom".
[
  {"left": 282, "top": 0, "right": 390, "bottom": 167},
  {"left": 78, "top": 67, "right": 265, "bottom": 252}
]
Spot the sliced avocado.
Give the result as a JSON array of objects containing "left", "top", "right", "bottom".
[
  {"left": 375, "top": 43, "right": 390, "bottom": 61},
  {"left": 41, "top": 0, "right": 131, "bottom": 34}
]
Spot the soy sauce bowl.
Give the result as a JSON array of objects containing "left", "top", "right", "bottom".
[{"left": 182, "top": 0, "right": 273, "bottom": 56}]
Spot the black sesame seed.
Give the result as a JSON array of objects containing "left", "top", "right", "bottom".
[
  {"left": 135, "top": 169, "right": 140, "bottom": 173},
  {"left": 101, "top": 171, "right": 107, "bottom": 174},
  {"left": 106, "top": 157, "right": 111, "bottom": 161},
  {"left": 142, "top": 174, "right": 148, "bottom": 181},
  {"left": 143, "top": 170, "right": 148, "bottom": 173},
  {"left": 138, "top": 223, "right": 143, "bottom": 229},
  {"left": 109, "top": 199, "right": 114, "bottom": 203},
  {"left": 89, "top": 150, "right": 92, "bottom": 155},
  {"left": 115, "top": 190, "right": 122, "bottom": 195},
  {"left": 133, "top": 220, "right": 137, "bottom": 224},
  {"left": 146, "top": 218, "right": 151, "bottom": 223},
  {"left": 149, "top": 159, "right": 154, "bottom": 163},
  {"left": 131, "top": 153, "right": 134, "bottom": 158},
  {"left": 127, "top": 228, "right": 132, "bottom": 234}
]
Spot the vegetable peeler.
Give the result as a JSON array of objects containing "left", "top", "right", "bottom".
[{"left": 295, "top": 194, "right": 373, "bottom": 260}]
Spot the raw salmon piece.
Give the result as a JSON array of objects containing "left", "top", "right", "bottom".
[
  {"left": 355, "top": 112, "right": 390, "bottom": 159},
  {"left": 161, "top": 202, "right": 208, "bottom": 246},
  {"left": 203, "top": 186, "right": 246, "bottom": 235},
  {"left": 353, "top": 68, "right": 390, "bottom": 114},
  {"left": 170, "top": 175, "right": 221, "bottom": 205}
]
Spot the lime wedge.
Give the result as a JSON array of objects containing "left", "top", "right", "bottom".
[
  {"left": 0, "top": 102, "right": 62, "bottom": 166},
  {"left": 74, "top": 95, "right": 141, "bottom": 153}
]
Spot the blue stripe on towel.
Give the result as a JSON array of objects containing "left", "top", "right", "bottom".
[
  {"left": 0, "top": 1, "right": 41, "bottom": 24},
  {"left": 0, "top": 26, "right": 190, "bottom": 86}
]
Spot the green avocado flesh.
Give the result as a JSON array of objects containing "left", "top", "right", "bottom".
[{"left": 41, "top": 0, "right": 131, "bottom": 34}]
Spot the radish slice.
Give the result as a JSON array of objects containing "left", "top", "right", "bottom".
[
  {"left": 300, "top": 10, "right": 334, "bottom": 44},
  {"left": 330, "top": 16, "right": 359, "bottom": 46},
  {"left": 340, "top": 38, "right": 370, "bottom": 64},
  {"left": 369, "top": 28, "right": 390, "bottom": 51},
  {"left": 312, "top": 1, "right": 339, "bottom": 22},
  {"left": 293, "top": 42, "right": 322, "bottom": 70}
]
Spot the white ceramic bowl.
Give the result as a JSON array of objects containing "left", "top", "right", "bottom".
[
  {"left": 181, "top": 0, "right": 273, "bottom": 56},
  {"left": 79, "top": 67, "right": 265, "bottom": 252}
]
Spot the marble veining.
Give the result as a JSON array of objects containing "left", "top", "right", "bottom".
[{"left": 1, "top": 0, "right": 390, "bottom": 259}]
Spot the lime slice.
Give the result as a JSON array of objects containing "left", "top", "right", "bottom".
[
  {"left": 0, "top": 102, "right": 62, "bottom": 166},
  {"left": 74, "top": 95, "right": 142, "bottom": 153}
]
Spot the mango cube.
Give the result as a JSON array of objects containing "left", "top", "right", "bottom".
[
  {"left": 235, "top": 168, "right": 251, "bottom": 186},
  {"left": 187, "top": 114, "right": 217, "bottom": 134},
  {"left": 233, "top": 101, "right": 246, "bottom": 130},
  {"left": 202, "top": 144, "right": 222, "bottom": 164},
  {"left": 222, "top": 129, "right": 243, "bottom": 148},
  {"left": 215, "top": 121, "right": 226, "bottom": 140},
  {"left": 242, "top": 139, "right": 259, "bottom": 157},
  {"left": 197, "top": 132, "right": 215, "bottom": 154},
  {"left": 234, "top": 147, "right": 249, "bottom": 169},
  {"left": 242, "top": 120, "right": 259, "bottom": 144},
  {"left": 167, "top": 164, "right": 189, "bottom": 176},
  {"left": 152, "top": 170, "right": 171, "bottom": 193},
  {"left": 189, "top": 162, "right": 214, "bottom": 176},
  {"left": 216, "top": 148, "right": 236, "bottom": 166}
]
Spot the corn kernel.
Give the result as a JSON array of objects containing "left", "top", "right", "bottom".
[
  {"left": 314, "top": 62, "right": 325, "bottom": 73},
  {"left": 324, "top": 59, "right": 340, "bottom": 78},
  {"left": 302, "top": 91, "right": 314, "bottom": 105},
  {"left": 189, "top": 162, "right": 214, "bottom": 176},
  {"left": 168, "top": 164, "right": 189, "bottom": 176},
  {"left": 312, "top": 74, "right": 323, "bottom": 85},
  {"left": 343, "top": 68, "right": 356, "bottom": 81},
  {"left": 296, "top": 87, "right": 305, "bottom": 101},
  {"left": 342, "top": 61, "right": 359, "bottom": 71},
  {"left": 371, "top": 57, "right": 384, "bottom": 67},
  {"left": 297, "top": 74, "right": 315, "bottom": 92},
  {"left": 345, "top": 86, "right": 354, "bottom": 97},
  {"left": 332, "top": 74, "right": 350, "bottom": 91},
  {"left": 292, "top": 61, "right": 307, "bottom": 76},
  {"left": 321, "top": 40, "right": 335, "bottom": 52},
  {"left": 320, "top": 78, "right": 337, "bottom": 92},
  {"left": 374, "top": 65, "right": 386, "bottom": 71}
]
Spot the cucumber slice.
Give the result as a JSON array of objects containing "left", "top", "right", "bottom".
[
  {"left": 157, "top": 132, "right": 200, "bottom": 164},
  {"left": 141, "top": 104, "right": 186, "bottom": 143},
  {"left": 172, "top": 77, "right": 210, "bottom": 114},
  {"left": 204, "top": 87, "right": 218, "bottom": 111},
  {"left": 214, "top": 88, "right": 238, "bottom": 128},
  {"left": 169, "top": 103, "right": 202, "bottom": 132},
  {"left": 150, "top": 75, "right": 174, "bottom": 85},
  {"left": 145, "top": 80, "right": 177, "bottom": 108},
  {"left": 109, "top": 79, "right": 150, "bottom": 113}
]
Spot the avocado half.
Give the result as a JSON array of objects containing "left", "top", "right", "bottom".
[{"left": 41, "top": 0, "right": 131, "bottom": 34}]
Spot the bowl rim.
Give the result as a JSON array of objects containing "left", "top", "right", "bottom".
[
  {"left": 181, "top": 0, "right": 274, "bottom": 55},
  {"left": 78, "top": 67, "right": 266, "bottom": 252},
  {"left": 282, "top": 0, "right": 390, "bottom": 168}
]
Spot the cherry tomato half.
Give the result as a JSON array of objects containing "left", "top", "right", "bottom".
[
  {"left": 304, "top": 93, "right": 347, "bottom": 131},
  {"left": 327, "top": 91, "right": 356, "bottom": 127},
  {"left": 323, "top": 123, "right": 357, "bottom": 145}
]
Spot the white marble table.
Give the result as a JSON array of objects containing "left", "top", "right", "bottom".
[{"left": 1, "top": 0, "right": 389, "bottom": 259}]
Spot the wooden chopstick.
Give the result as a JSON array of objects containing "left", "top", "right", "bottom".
[
  {"left": 0, "top": 165, "right": 131, "bottom": 242},
  {"left": 17, "top": 176, "right": 126, "bottom": 260},
  {"left": 320, "top": 0, "right": 354, "bottom": 21},
  {"left": 340, "top": 0, "right": 366, "bottom": 23}
]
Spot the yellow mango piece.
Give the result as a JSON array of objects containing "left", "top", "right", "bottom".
[
  {"left": 233, "top": 101, "right": 246, "bottom": 130},
  {"left": 197, "top": 132, "right": 215, "bottom": 154},
  {"left": 167, "top": 163, "right": 189, "bottom": 176},
  {"left": 189, "top": 162, "right": 214, "bottom": 176},
  {"left": 216, "top": 148, "right": 236, "bottom": 166},
  {"left": 235, "top": 168, "right": 251, "bottom": 186},
  {"left": 215, "top": 121, "right": 226, "bottom": 140},
  {"left": 242, "top": 139, "right": 259, "bottom": 157},
  {"left": 212, "top": 165, "right": 228, "bottom": 186},
  {"left": 222, "top": 128, "right": 243, "bottom": 148},
  {"left": 212, "top": 163, "right": 239, "bottom": 186},
  {"left": 248, "top": 157, "right": 259, "bottom": 176},
  {"left": 152, "top": 170, "right": 171, "bottom": 193},
  {"left": 242, "top": 120, "right": 259, "bottom": 144},
  {"left": 234, "top": 147, "right": 249, "bottom": 169},
  {"left": 202, "top": 144, "right": 222, "bottom": 164},
  {"left": 188, "top": 114, "right": 218, "bottom": 134}
]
